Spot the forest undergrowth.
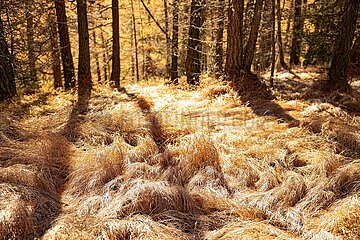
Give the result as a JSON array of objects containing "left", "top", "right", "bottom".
[{"left": 0, "top": 68, "right": 359, "bottom": 240}]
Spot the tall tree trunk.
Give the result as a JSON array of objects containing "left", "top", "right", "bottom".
[
  {"left": 111, "top": 0, "right": 120, "bottom": 89},
  {"left": 284, "top": 0, "right": 293, "bottom": 54},
  {"left": 276, "top": 0, "right": 287, "bottom": 69},
  {"left": 270, "top": 0, "right": 276, "bottom": 88},
  {"left": 215, "top": 0, "right": 225, "bottom": 77},
  {"left": 77, "top": 0, "right": 92, "bottom": 95},
  {"left": 93, "top": 31, "right": 101, "bottom": 83},
  {"left": 55, "top": 0, "right": 75, "bottom": 90},
  {"left": 130, "top": 0, "right": 140, "bottom": 82},
  {"left": 164, "top": 0, "right": 170, "bottom": 77},
  {"left": 290, "top": 0, "right": 303, "bottom": 66},
  {"left": 242, "top": 0, "right": 264, "bottom": 72},
  {"left": 170, "top": 0, "right": 179, "bottom": 83},
  {"left": 100, "top": 27, "right": 108, "bottom": 83},
  {"left": 0, "top": 15, "right": 16, "bottom": 100},
  {"left": 350, "top": 34, "right": 360, "bottom": 68},
  {"left": 25, "top": 1, "right": 37, "bottom": 86},
  {"left": 328, "top": 0, "right": 359, "bottom": 90},
  {"left": 226, "top": 0, "right": 244, "bottom": 78},
  {"left": 185, "top": 0, "right": 205, "bottom": 85},
  {"left": 49, "top": 10, "right": 62, "bottom": 89}
]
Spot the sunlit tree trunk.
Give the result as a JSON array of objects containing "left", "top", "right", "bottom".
[
  {"left": 226, "top": 0, "right": 244, "bottom": 78},
  {"left": 130, "top": 0, "right": 140, "bottom": 82},
  {"left": 170, "top": 0, "right": 179, "bottom": 83},
  {"left": 215, "top": 0, "right": 225, "bottom": 77},
  {"left": 164, "top": 0, "right": 170, "bottom": 76},
  {"left": 186, "top": 0, "right": 205, "bottom": 85},
  {"left": 270, "top": 0, "right": 276, "bottom": 88},
  {"left": 49, "top": 10, "right": 62, "bottom": 89},
  {"left": 93, "top": 31, "right": 101, "bottom": 83},
  {"left": 111, "top": 0, "right": 121, "bottom": 89},
  {"left": 55, "top": 0, "right": 75, "bottom": 90},
  {"left": 277, "top": 0, "right": 287, "bottom": 69},
  {"left": 77, "top": 0, "right": 92, "bottom": 95},
  {"left": 242, "top": 0, "right": 264, "bottom": 72}
]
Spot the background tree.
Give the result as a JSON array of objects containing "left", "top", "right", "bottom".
[
  {"left": 185, "top": 0, "right": 205, "bottom": 85},
  {"left": 0, "top": 14, "right": 16, "bottom": 100},
  {"left": 77, "top": 0, "right": 92, "bottom": 95},
  {"left": 55, "top": 0, "right": 75, "bottom": 90},
  {"left": 328, "top": 0, "right": 359, "bottom": 90},
  {"left": 170, "top": 0, "right": 179, "bottom": 83},
  {"left": 110, "top": 0, "right": 121, "bottom": 89}
]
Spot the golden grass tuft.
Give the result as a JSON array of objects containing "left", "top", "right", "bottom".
[{"left": 1, "top": 71, "right": 360, "bottom": 239}]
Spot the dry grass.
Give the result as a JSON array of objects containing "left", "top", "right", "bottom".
[{"left": 1, "top": 69, "right": 360, "bottom": 239}]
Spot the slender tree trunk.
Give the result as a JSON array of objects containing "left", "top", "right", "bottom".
[
  {"left": 0, "top": 15, "right": 16, "bottom": 100},
  {"left": 185, "top": 0, "right": 205, "bottom": 85},
  {"left": 284, "top": 0, "right": 293, "bottom": 54},
  {"left": 93, "top": 31, "right": 101, "bottom": 83},
  {"left": 276, "top": 0, "right": 287, "bottom": 69},
  {"left": 170, "top": 0, "right": 179, "bottom": 83},
  {"left": 242, "top": 0, "right": 265, "bottom": 72},
  {"left": 328, "top": 0, "right": 359, "bottom": 90},
  {"left": 77, "top": 0, "right": 92, "bottom": 95},
  {"left": 350, "top": 34, "right": 360, "bottom": 68},
  {"left": 49, "top": 10, "right": 62, "bottom": 89},
  {"left": 111, "top": 0, "right": 120, "bottom": 89},
  {"left": 25, "top": 1, "right": 37, "bottom": 86},
  {"left": 290, "top": 0, "right": 303, "bottom": 66},
  {"left": 55, "top": 0, "right": 75, "bottom": 90},
  {"left": 130, "top": 0, "right": 140, "bottom": 82},
  {"left": 164, "top": 0, "right": 170, "bottom": 77},
  {"left": 100, "top": 27, "right": 108, "bottom": 83},
  {"left": 270, "top": 0, "right": 276, "bottom": 88},
  {"left": 215, "top": 0, "right": 225, "bottom": 77},
  {"left": 226, "top": 0, "right": 244, "bottom": 78}
]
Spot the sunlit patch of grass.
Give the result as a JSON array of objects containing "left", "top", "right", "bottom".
[{"left": 1, "top": 70, "right": 359, "bottom": 239}]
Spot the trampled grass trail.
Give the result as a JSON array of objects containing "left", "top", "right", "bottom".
[{"left": 1, "top": 69, "right": 359, "bottom": 239}]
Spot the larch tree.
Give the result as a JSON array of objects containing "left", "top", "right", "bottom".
[
  {"left": 55, "top": 0, "right": 75, "bottom": 90},
  {"left": 242, "top": 0, "right": 265, "bottom": 72},
  {"left": 214, "top": 0, "right": 225, "bottom": 77},
  {"left": 111, "top": 0, "right": 121, "bottom": 90},
  {"left": 25, "top": 0, "right": 37, "bottom": 86},
  {"left": 77, "top": 0, "right": 92, "bottom": 95},
  {"left": 226, "top": 0, "right": 244, "bottom": 78},
  {"left": 170, "top": 0, "right": 179, "bottom": 84},
  {"left": 185, "top": 0, "right": 205, "bottom": 85},
  {"left": 0, "top": 14, "right": 16, "bottom": 100},
  {"left": 328, "top": 0, "right": 359, "bottom": 90},
  {"left": 290, "top": 0, "right": 304, "bottom": 66},
  {"left": 48, "top": 9, "right": 62, "bottom": 89}
]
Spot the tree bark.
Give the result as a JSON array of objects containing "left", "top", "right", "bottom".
[
  {"left": 25, "top": 1, "right": 37, "bottom": 86},
  {"left": 276, "top": 0, "right": 287, "bottom": 69},
  {"left": 111, "top": 0, "right": 121, "bottom": 89},
  {"left": 49, "top": 10, "right": 62, "bottom": 89},
  {"left": 170, "top": 0, "right": 179, "bottom": 83},
  {"left": 55, "top": 0, "right": 76, "bottom": 90},
  {"left": 100, "top": 27, "right": 108, "bottom": 83},
  {"left": 185, "top": 0, "right": 205, "bottom": 85},
  {"left": 130, "top": 0, "right": 140, "bottom": 82},
  {"left": 226, "top": 0, "right": 244, "bottom": 78},
  {"left": 328, "top": 0, "right": 359, "bottom": 89},
  {"left": 270, "top": 0, "right": 276, "bottom": 88},
  {"left": 0, "top": 15, "right": 16, "bottom": 100},
  {"left": 93, "top": 31, "right": 101, "bottom": 83},
  {"left": 77, "top": 0, "right": 92, "bottom": 95},
  {"left": 164, "top": 0, "right": 170, "bottom": 76},
  {"left": 215, "top": 0, "right": 225, "bottom": 77},
  {"left": 290, "top": 0, "right": 303, "bottom": 66},
  {"left": 242, "top": 0, "right": 265, "bottom": 72}
]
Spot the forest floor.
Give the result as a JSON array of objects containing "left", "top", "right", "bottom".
[{"left": 0, "top": 68, "right": 360, "bottom": 240}]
